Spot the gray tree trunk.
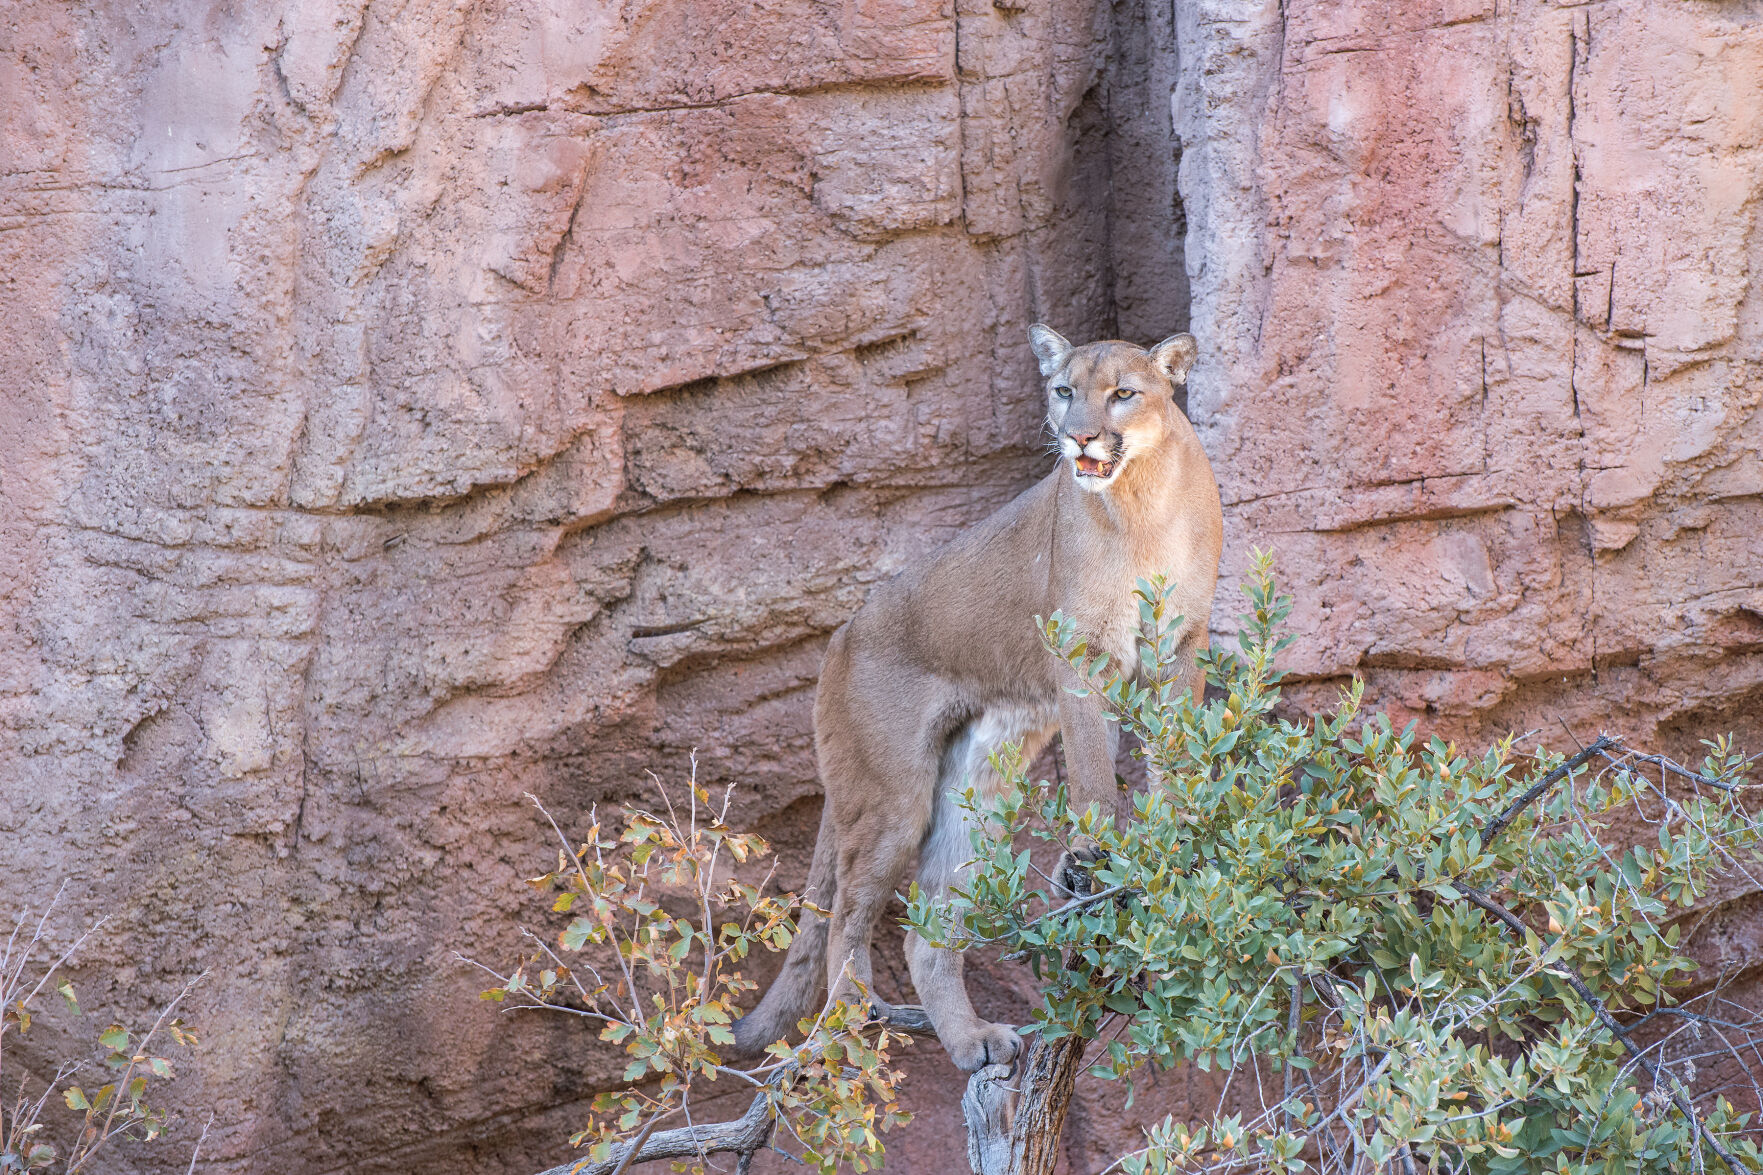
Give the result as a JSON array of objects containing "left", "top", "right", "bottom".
[{"left": 962, "top": 1036, "right": 1086, "bottom": 1175}]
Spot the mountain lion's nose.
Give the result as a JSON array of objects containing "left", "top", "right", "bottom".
[{"left": 1069, "top": 429, "right": 1099, "bottom": 447}]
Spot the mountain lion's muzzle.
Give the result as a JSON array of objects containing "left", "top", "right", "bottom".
[{"left": 1064, "top": 431, "right": 1124, "bottom": 480}]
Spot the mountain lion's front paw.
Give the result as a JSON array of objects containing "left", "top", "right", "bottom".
[
  {"left": 943, "top": 1020, "right": 1022, "bottom": 1073},
  {"left": 1054, "top": 839, "right": 1105, "bottom": 898},
  {"left": 860, "top": 995, "right": 904, "bottom": 1024}
]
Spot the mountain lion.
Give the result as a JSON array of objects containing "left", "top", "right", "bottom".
[{"left": 731, "top": 325, "right": 1224, "bottom": 1071}]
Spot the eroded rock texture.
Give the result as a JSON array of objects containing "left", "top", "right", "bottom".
[
  {"left": 1180, "top": 0, "right": 1763, "bottom": 752},
  {"left": 1, "top": 0, "right": 1759, "bottom": 1172},
  {"left": 1, "top": 1, "right": 1178, "bottom": 1171}
]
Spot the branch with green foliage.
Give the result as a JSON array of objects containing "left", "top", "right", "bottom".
[
  {"left": 468, "top": 765, "right": 921, "bottom": 1175},
  {"left": 909, "top": 550, "right": 1763, "bottom": 1175}
]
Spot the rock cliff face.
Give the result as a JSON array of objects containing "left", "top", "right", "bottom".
[
  {"left": 1180, "top": 0, "right": 1763, "bottom": 755},
  {"left": 1, "top": 1, "right": 1758, "bottom": 1172}
]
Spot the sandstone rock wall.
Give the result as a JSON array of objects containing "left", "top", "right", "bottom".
[
  {"left": 1, "top": 0, "right": 1759, "bottom": 1172},
  {"left": 1181, "top": 0, "right": 1763, "bottom": 753},
  {"left": 1, "top": 1, "right": 1177, "bottom": 1170}
]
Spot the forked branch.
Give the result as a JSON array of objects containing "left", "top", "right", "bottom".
[{"left": 531, "top": 1006, "right": 937, "bottom": 1175}]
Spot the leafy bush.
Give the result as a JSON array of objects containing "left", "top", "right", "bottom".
[
  {"left": 486, "top": 557, "right": 1762, "bottom": 1175},
  {"left": 472, "top": 768, "right": 913, "bottom": 1174},
  {"left": 909, "top": 552, "right": 1763, "bottom": 1174}
]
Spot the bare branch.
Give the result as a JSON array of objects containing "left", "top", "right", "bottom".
[
  {"left": 528, "top": 1008, "right": 937, "bottom": 1175},
  {"left": 185, "top": 1111, "right": 216, "bottom": 1175},
  {"left": 535, "top": 1093, "right": 767, "bottom": 1175},
  {"left": 1282, "top": 975, "right": 1302, "bottom": 1132},
  {"left": 1481, "top": 736, "right": 1619, "bottom": 845},
  {"left": 606, "top": 1111, "right": 666, "bottom": 1175},
  {"left": 1598, "top": 746, "right": 1758, "bottom": 794}
]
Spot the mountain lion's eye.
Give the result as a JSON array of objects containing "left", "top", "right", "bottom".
[
  {"left": 1053, "top": 386, "right": 1073, "bottom": 399},
  {"left": 1114, "top": 388, "right": 1136, "bottom": 400}
]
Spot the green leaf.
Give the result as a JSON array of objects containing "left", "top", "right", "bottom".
[{"left": 560, "top": 918, "right": 595, "bottom": 951}]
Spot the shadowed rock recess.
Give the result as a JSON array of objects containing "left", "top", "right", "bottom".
[{"left": 0, "top": 1, "right": 1758, "bottom": 1172}]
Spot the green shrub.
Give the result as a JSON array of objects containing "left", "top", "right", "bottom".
[{"left": 909, "top": 552, "right": 1762, "bottom": 1174}]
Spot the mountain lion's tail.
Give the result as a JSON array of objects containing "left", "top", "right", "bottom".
[{"left": 729, "top": 802, "right": 835, "bottom": 1055}]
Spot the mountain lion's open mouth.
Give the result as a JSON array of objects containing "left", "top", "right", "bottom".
[{"left": 1074, "top": 455, "right": 1117, "bottom": 479}]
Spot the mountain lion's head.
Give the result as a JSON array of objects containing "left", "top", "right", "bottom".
[{"left": 1028, "top": 325, "right": 1199, "bottom": 494}]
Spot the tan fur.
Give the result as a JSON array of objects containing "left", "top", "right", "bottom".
[{"left": 732, "top": 327, "right": 1224, "bottom": 1071}]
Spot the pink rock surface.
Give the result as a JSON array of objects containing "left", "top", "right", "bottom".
[
  {"left": 0, "top": 0, "right": 1758, "bottom": 1172},
  {"left": 1178, "top": 0, "right": 1763, "bottom": 753}
]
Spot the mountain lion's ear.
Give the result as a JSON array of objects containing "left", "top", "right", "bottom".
[
  {"left": 1148, "top": 333, "right": 1199, "bottom": 385},
  {"left": 1027, "top": 324, "right": 1072, "bottom": 377}
]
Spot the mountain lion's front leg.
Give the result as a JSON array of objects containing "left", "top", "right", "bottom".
[{"left": 1054, "top": 690, "right": 1118, "bottom": 897}]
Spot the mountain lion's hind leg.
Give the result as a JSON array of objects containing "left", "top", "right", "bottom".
[
  {"left": 904, "top": 717, "right": 1051, "bottom": 1071},
  {"left": 820, "top": 754, "right": 933, "bottom": 1020}
]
